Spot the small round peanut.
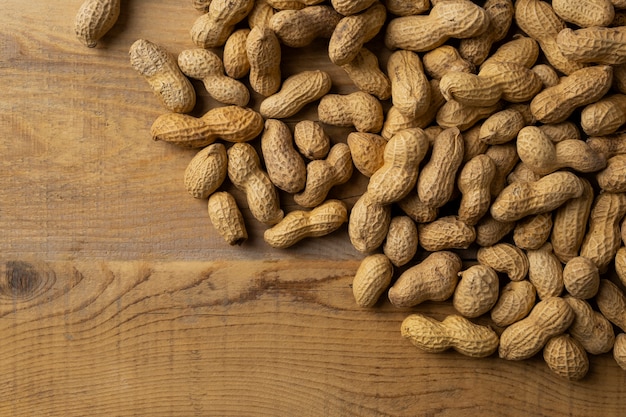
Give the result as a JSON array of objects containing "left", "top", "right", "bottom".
[
  {"left": 453, "top": 265, "right": 499, "bottom": 318},
  {"left": 457, "top": 154, "right": 496, "bottom": 225},
  {"left": 596, "top": 279, "right": 626, "bottom": 332},
  {"left": 563, "top": 257, "right": 600, "bottom": 299},
  {"left": 383, "top": 216, "right": 418, "bottom": 267},
  {"left": 260, "top": 70, "right": 332, "bottom": 119},
  {"left": 543, "top": 335, "right": 589, "bottom": 381},
  {"left": 74, "top": 0, "right": 120, "bottom": 48},
  {"left": 513, "top": 213, "right": 553, "bottom": 251},
  {"left": 223, "top": 29, "right": 251, "bottom": 79},
  {"left": 418, "top": 216, "right": 476, "bottom": 252},
  {"left": 246, "top": 26, "right": 282, "bottom": 96},
  {"left": 388, "top": 50, "right": 431, "bottom": 119},
  {"left": 532, "top": 64, "right": 560, "bottom": 88},
  {"left": 527, "top": 243, "right": 564, "bottom": 300},
  {"left": 490, "top": 280, "right": 536, "bottom": 327},
  {"left": 347, "top": 132, "right": 387, "bottom": 177},
  {"left": 183, "top": 143, "right": 228, "bottom": 199},
  {"left": 348, "top": 192, "right": 391, "bottom": 253},
  {"left": 260, "top": 119, "right": 306, "bottom": 194},
  {"left": 477, "top": 243, "right": 529, "bottom": 282},
  {"left": 190, "top": 0, "right": 255, "bottom": 48},
  {"left": 270, "top": 5, "right": 341, "bottom": 47},
  {"left": 293, "top": 121, "right": 330, "bottom": 160},
  {"left": 581, "top": 94, "right": 626, "bottom": 137},
  {"left": 552, "top": 0, "right": 614, "bottom": 28},
  {"left": 341, "top": 48, "right": 391, "bottom": 100},
  {"left": 208, "top": 191, "right": 248, "bottom": 246},
  {"left": 564, "top": 296, "right": 615, "bottom": 355},
  {"left": 352, "top": 254, "right": 393, "bottom": 308},
  {"left": 318, "top": 92, "right": 384, "bottom": 133},
  {"left": 597, "top": 155, "right": 626, "bottom": 193},
  {"left": 263, "top": 200, "right": 348, "bottom": 248},
  {"left": 248, "top": 0, "right": 275, "bottom": 29}
]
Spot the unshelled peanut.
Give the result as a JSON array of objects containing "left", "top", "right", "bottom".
[
  {"left": 74, "top": 0, "right": 120, "bottom": 48},
  {"left": 208, "top": 191, "right": 248, "bottom": 246},
  {"left": 352, "top": 254, "right": 393, "bottom": 308}
]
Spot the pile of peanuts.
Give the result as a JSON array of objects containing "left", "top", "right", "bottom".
[{"left": 75, "top": 0, "right": 626, "bottom": 380}]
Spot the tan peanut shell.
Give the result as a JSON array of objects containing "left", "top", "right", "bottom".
[
  {"left": 383, "top": 216, "right": 418, "bottom": 267},
  {"left": 596, "top": 279, "right": 626, "bottom": 332},
  {"left": 388, "top": 251, "right": 462, "bottom": 308},
  {"left": 294, "top": 143, "right": 353, "bottom": 208},
  {"left": 193, "top": 0, "right": 212, "bottom": 14},
  {"left": 552, "top": 0, "right": 614, "bottom": 27},
  {"left": 348, "top": 192, "right": 391, "bottom": 253},
  {"left": 513, "top": 213, "right": 553, "bottom": 251},
  {"left": 481, "top": 36, "right": 539, "bottom": 69},
  {"left": 150, "top": 106, "right": 264, "bottom": 148},
  {"left": 74, "top": 0, "right": 120, "bottom": 48},
  {"left": 397, "top": 191, "right": 439, "bottom": 224},
  {"left": 223, "top": 29, "right": 251, "bottom": 79},
  {"left": 462, "top": 124, "right": 489, "bottom": 163},
  {"left": 401, "top": 314, "right": 499, "bottom": 358},
  {"left": 129, "top": 39, "right": 196, "bottom": 114},
  {"left": 260, "top": 119, "right": 306, "bottom": 193},
  {"left": 475, "top": 215, "right": 515, "bottom": 247},
  {"left": 368, "top": 128, "right": 429, "bottom": 205},
  {"left": 543, "top": 335, "right": 589, "bottom": 381},
  {"left": 208, "top": 191, "right": 248, "bottom": 246},
  {"left": 539, "top": 122, "right": 580, "bottom": 143},
  {"left": 385, "top": 0, "right": 429, "bottom": 16},
  {"left": 331, "top": 0, "right": 377, "bottom": 15},
  {"left": 347, "top": 132, "right": 387, "bottom": 177},
  {"left": 263, "top": 200, "right": 347, "bottom": 248},
  {"left": 352, "top": 254, "right": 394, "bottom": 308},
  {"left": 616, "top": 247, "right": 626, "bottom": 287},
  {"left": 499, "top": 297, "right": 574, "bottom": 361},
  {"left": 318, "top": 92, "right": 384, "bottom": 133},
  {"left": 248, "top": 0, "right": 274, "bottom": 29},
  {"left": 190, "top": 0, "right": 255, "bottom": 48},
  {"left": 490, "top": 280, "right": 536, "bottom": 327},
  {"left": 614, "top": 333, "right": 626, "bottom": 371},
  {"left": 581, "top": 94, "right": 626, "bottom": 137},
  {"left": 246, "top": 26, "right": 282, "bottom": 96},
  {"left": 507, "top": 162, "right": 542, "bottom": 185},
  {"left": 527, "top": 243, "right": 564, "bottom": 300},
  {"left": 227, "top": 143, "right": 284, "bottom": 225},
  {"left": 486, "top": 143, "right": 519, "bottom": 198},
  {"left": 423, "top": 45, "right": 475, "bottom": 81},
  {"left": 477, "top": 243, "right": 529, "bottom": 282},
  {"left": 597, "top": 155, "right": 626, "bottom": 193},
  {"left": 436, "top": 100, "right": 500, "bottom": 132},
  {"left": 453, "top": 265, "right": 499, "bottom": 318},
  {"left": 563, "top": 257, "right": 600, "bottom": 299},
  {"left": 457, "top": 154, "right": 496, "bottom": 225},
  {"left": 388, "top": 50, "right": 431, "bottom": 119},
  {"left": 270, "top": 5, "right": 341, "bottom": 47},
  {"left": 586, "top": 132, "right": 626, "bottom": 159},
  {"left": 532, "top": 64, "right": 560, "bottom": 88},
  {"left": 479, "top": 108, "right": 526, "bottom": 145},
  {"left": 294, "top": 121, "right": 330, "bottom": 160},
  {"left": 564, "top": 296, "right": 615, "bottom": 355},
  {"left": 184, "top": 143, "right": 228, "bottom": 199},
  {"left": 341, "top": 48, "right": 391, "bottom": 101},
  {"left": 418, "top": 216, "right": 476, "bottom": 252},
  {"left": 260, "top": 70, "right": 332, "bottom": 119},
  {"left": 557, "top": 27, "right": 626, "bottom": 66}
]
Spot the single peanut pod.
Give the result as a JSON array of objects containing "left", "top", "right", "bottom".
[
  {"left": 587, "top": 132, "right": 626, "bottom": 158},
  {"left": 475, "top": 215, "right": 515, "bottom": 247},
  {"left": 436, "top": 100, "right": 501, "bottom": 132},
  {"left": 564, "top": 296, "right": 615, "bottom": 355},
  {"left": 383, "top": 216, "right": 418, "bottom": 267},
  {"left": 263, "top": 200, "right": 348, "bottom": 248},
  {"left": 513, "top": 213, "right": 553, "bottom": 251},
  {"left": 527, "top": 243, "right": 564, "bottom": 300},
  {"left": 190, "top": 0, "right": 255, "bottom": 48},
  {"left": 184, "top": 143, "right": 228, "bottom": 199},
  {"left": 349, "top": 192, "right": 391, "bottom": 253},
  {"left": 563, "top": 257, "right": 600, "bottom": 299},
  {"left": 530, "top": 65, "right": 613, "bottom": 124},
  {"left": 260, "top": 70, "right": 332, "bottom": 119},
  {"left": 423, "top": 45, "right": 476, "bottom": 81},
  {"left": 386, "top": 0, "right": 429, "bottom": 16},
  {"left": 532, "top": 64, "right": 560, "bottom": 88},
  {"left": 539, "top": 122, "right": 581, "bottom": 143},
  {"left": 551, "top": 178, "right": 594, "bottom": 263},
  {"left": 388, "top": 50, "right": 431, "bottom": 119},
  {"left": 490, "top": 280, "right": 536, "bottom": 327},
  {"left": 331, "top": 0, "right": 377, "bottom": 15},
  {"left": 479, "top": 108, "right": 526, "bottom": 145},
  {"left": 223, "top": 28, "right": 251, "bottom": 79},
  {"left": 347, "top": 132, "right": 387, "bottom": 177},
  {"left": 261, "top": 119, "right": 306, "bottom": 193},
  {"left": 418, "top": 216, "right": 475, "bottom": 252},
  {"left": 481, "top": 35, "right": 540, "bottom": 69},
  {"left": 499, "top": 297, "right": 575, "bottom": 361},
  {"left": 581, "top": 94, "right": 626, "bottom": 136},
  {"left": 328, "top": 2, "right": 387, "bottom": 65},
  {"left": 227, "top": 143, "right": 284, "bottom": 225},
  {"left": 616, "top": 246, "right": 626, "bottom": 287},
  {"left": 294, "top": 143, "right": 352, "bottom": 208},
  {"left": 596, "top": 279, "right": 626, "bottom": 332},
  {"left": 401, "top": 314, "right": 499, "bottom": 358},
  {"left": 270, "top": 5, "right": 341, "bottom": 47},
  {"left": 266, "top": 0, "right": 323, "bottom": 10},
  {"left": 74, "top": 0, "right": 120, "bottom": 48},
  {"left": 543, "top": 335, "right": 589, "bottom": 381},
  {"left": 193, "top": 0, "right": 212, "bottom": 14},
  {"left": 462, "top": 124, "right": 488, "bottom": 163},
  {"left": 490, "top": 171, "right": 584, "bottom": 222},
  {"left": 580, "top": 192, "right": 626, "bottom": 272},
  {"left": 453, "top": 265, "right": 499, "bottom": 318},
  {"left": 129, "top": 39, "right": 196, "bottom": 114},
  {"left": 341, "top": 48, "right": 391, "bottom": 100},
  {"left": 368, "top": 128, "right": 429, "bottom": 205},
  {"left": 477, "top": 243, "right": 529, "bottom": 282},
  {"left": 552, "top": 0, "right": 614, "bottom": 27},
  {"left": 457, "top": 154, "right": 496, "bottom": 225},
  {"left": 486, "top": 143, "right": 519, "bottom": 198},
  {"left": 417, "top": 128, "right": 464, "bottom": 209},
  {"left": 294, "top": 121, "right": 330, "bottom": 160},
  {"left": 557, "top": 26, "right": 626, "bottom": 65},
  {"left": 318, "top": 92, "right": 384, "bottom": 133},
  {"left": 388, "top": 251, "right": 462, "bottom": 308},
  {"left": 352, "top": 254, "right": 394, "bottom": 308},
  {"left": 397, "top": 191, "right": 439, "bottom": 224},
  {"left": 614, "top": 333, "right": 626, "bottom": 371},
  {"left": 178, "top": 48, "right": 250, "bottom": 107},
  {"left": 385, "top": 0, "right": 490, "bottom": 52},
  {"left": 246, "top": 26, "right": 282, "bottom": 96},
  {"left": 597, "top": 154, "right": 626, "bottom": 193},
  {"left": 150, "top": 106, "right": 264, "bottom": 148},
  {"left": 208, "top": 191, "right": 248, "bottom": 246},
  {"left": 248, "top": 0, "right": 274, "bottom": 28}
]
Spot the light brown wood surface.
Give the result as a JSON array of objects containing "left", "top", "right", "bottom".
[{"left": 1, "top": 1, "right": 625, "bottom": 416}]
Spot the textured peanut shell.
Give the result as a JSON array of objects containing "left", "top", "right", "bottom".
[
  {"left": 418, "top": 216, "right": 476, "bottom": 252},
  {"left": 260, "top": 70, "right": 332, "bottom": 119},
  {"left": 481, "top": 36, "right": 539, "bottom": 69},
  {"left": 539, "top": 122, "right": 581, "bottom": 143},
  {"left": 479, "top": 108, "right": 526, "bottom": 145},
  {"left": 563, "top": 257, "right": 600, "bottom": 299},
  {"left": 347, "top": 132, "right": 387, "bottom": 177},
  {"left": 352, "top": 254, "right": 393, "bottom": 308},
  {"left": 388, "top": 251, "right": 462, "bottom": 308},
  {"left": 453, "top": 265, "right": 499, "bottom": 318},
  {"left": 318, "top": 92, "right": 384, "bottom": 133},
  {"left": 348, "top": 192, "right": 391, "bottom": 253},
  {"left": 223, "top": 29, "right": 251, "bottom": 79},
  {"left": 383, "top": 216, "right": 418, "bottom": 267},
  {"left": 246, "top": 26, "right": 282, "bottom": 96},
  {"left": 507, "top": 162, "right": 542, "bottom": 185},
  {"left": 475, "top": 215, "right": 515, "bottom": 247},
  {"left": 527, "top": 243, "right": 564, "bottom": 300},
  {"left": 557, "top": 27, "right": 626, "bottom": 66},
  {"left": 190, "top": 0, "right": 254, "bottom": 48},
  {"left": 615, "top": 247, "right": 626, "bottom": 287},
  {"left": 581, "top": 94, "right": 626, "bottom": 137},
  {"left": 294, "top": 121, "right": 330, "bottom": 160},
  {"left": 423, "top": 45, "right": 475, "bottom": 81},
  {"left": 543, "top": 335, "right": 589, "bottom": 381},
  {"left": 586, "top": 132, "right": 626, "bottom": 159},
  {"left": 513, "top": 213, "right": 553, "bottom": 251},
  {"left": 388, "top": 50, "right": 431, "bottom": 119},
  {"left": 74, "top": 0, "right": 120, "bottom": 48},
  {"left": 490, "top": 280, "right": 536, "bottom": 327},
  {"left": 461, "top": 124, "right": 488, "bottom": 163},
  {"left": 564, "top": 296, "right": 615, "bottom": 355},
  {"left": 477, "top": 243, "right": 529, "bottom": 282},
  {"left": 397, "top": 191, "right": 439, "bottom": 224},
  {"left": 260, "top": 119, "right": 306, "bottom": 194},
  {"left": 486, "top": 143, "right": 519, "bottom": 198},
  {"left": 532, "top": 64, "right": 560, "bottom": 88},
  {"left": 247, "top": 0, "right": 274, "bottom": 29},
  {"left": 341, "top": 48, "right": 391, "bottom": 100},
  {"left": 613, "top": 333, "right": 626, "bottom": 371},
  {"left": 457, "top": 154, "right": 496, "bottom": 225},
  {"left": 331, "top": 0, "right": 377, "bottom": 15},
  {"left": 208, "top": 191, "right": 248, "bottom": 246},
  {"left": 552, "top": 0, "right": 614, "bottom": 27},
  {"left": 184, "top": 143, "right": 228, "bottom": 199},
  {"left": 596, "top": 279, "right": 626, "bottom": 331},
  {"left": 597, "top": 155, "right": 626, "bottom": 193},
  {"left": 436, "top": 100, "right": 500, "bottom": 132},
  {"left": 270, "top": 5, "right": 340, "bottom": 47},
  {"left": 401, "top": 314, "right": 499, "bottom": 358}
]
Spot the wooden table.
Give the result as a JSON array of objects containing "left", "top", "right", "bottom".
[{"left": 1, "top": 1, "right": 625, "bottom": 416}]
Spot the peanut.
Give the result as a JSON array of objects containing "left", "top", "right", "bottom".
[
  {"left": 418, "top": 216, "right": 476, "bottom": 251},
  {"left": 388, "top": 251, "right": 462, "bottom": 308},
  {"left": 543, "top": 335, "right": 589, "bottom": 381},
  {"left": 74, "top": 0, "right": 120, "bottom": 48},
  {"left": 129, "top": 39, "right": 196, "bottom": 114},
  {"left": 486, "top": 143, "right": 520, "bottom": 198},
  {"left": 260, "top": 119, "right": 306, "bottom": 193},
  {"left": 616, "top": 246, "right": 626, "bottom": 287},
  {"left": 190, "top": 0, "right": 255, "bottom": 48},
  {"left": 388, "top": 50, "right": 431, "bottom": 119},
  {"left": 270, "top": 5, "right": 341, "bottom": 47},
  {"left": 263, "top": 199, "right": 348, "bottom": 248},
  {"left": 293, "top": 121, "right": 330, "bottom": 160},
  {"left": 348, "top": 191, "right": 391, "bottom": 253},
  {"left": 479, "top": 108, "right": 527, "bottom": 145},
  {"left": 266, "top": 0, "right": 323, "bottom": 10},
  {"left": 481, "top": 35, "right": 539, "bottom": 69},
  {"left": 207, "top": 191, "right": 248, "bottom": 246},
  {"left": 499, "top": 297, "right": 574, "bottom": 361},
  {"left": 223, "top": 29, "right": 251, "bottom": 79},
  {"left": 192, "top": 0, "right": 212, "bottom": 14},
  {"left": 562, "top": 257, "right": 600, "bottom": 299},
  {"left": 352, "top": 254, "right": 394, "bottom": 308},
  {"left": 453, "top": 265, "right": 499, "bottom": 318},
  {"left": 507, "top": 162, "right": 542, "bottom": 185},
  {"left": 461, "top": 124, "right": 489, "bottom": 163},
  {"left": 556, "top": 26, "right": 626, "bottom": 65},
  {"left": 227, "top": 143, "right": 284, "bottom": 225},
  {"left": 178, "top": 48, "right": 250, "bottom": 107},
  {"left": 385, "top": 0, "right": 490, "bottom": 52},
  {"left": 341, "top": 48, "right": 391, "bottom": 100},
  {"left": 318, "top": 92, "right": 384, "bottom": 133},
  {"left": 347, "top": 132, "right": 387, "bottom": 177},
  {"left": 581, "top": 94, "right": 626, "bottom": 136},
  {"left": 527, "top": 243, "right": 564, "bottom": 300},
  {"left": 422, "top": 45, "right": 475, "bottom": 81},
  {"left": 513, "top": 213, "right": 553, "bottom": 251},
  {"left": 475, "top": 215, "right": 515, "bottom": 247},
  {"left": 385, "top": 0, "right": 430, "bottom": 16},
  {"left": 597, "top": 155, "right": 626, "bottom": 193},
  {"left": 477, "top": 243, "right": 529, "bottom": 282},
  {"left": 248, "top": 0, "right": 274, "bottom": 28},
  {"left": 614, "top": 333, "right": 626, "bottom": 371},
  {"left": 436, "top": 99, "right": 500, "bottom": 131},
  {"left": 538, "top": 122, "right": 581, "bottom": 143},
  {"left": 184, "top": 143, "right": 228, "bottom": 199},
  {"left": 596, "top": 279, "right": 626, "bottom": 331},
  {"left": 397, "top": 191, "right": 439, "bottom": 224},
  {"left": 246, "top": 26, "right": 282, "bottom": 96},
  {"left": 564, "top": 296, "right": 615, "bottom": 355},
  {"left": 552, "top": 0, "right": 615, "bottom": 28},
  {"left": 331, "top": 0, "right": 377, "bottom": 15},
  {"left": 401, "top": 314, "right": 499, "bottom": 358},
  {"left": 457, "top": 154, "right": 496, "bottom": 225},
  {"left": 150, "top": 106, "right": 264, "bottom": 148},
  {"left": 368, "top": 128, "right": 429, "bottom": 205},
  {"left": 260, "top": 70, "right": 332, "bottom": 119},
  {"left": 532, "top": 64, "right": 560, "bottom": 88},
  {"left": 490, "top": 280, "right": 536, "bottom": 327},
  {"left": 586, "top": 132, "right": 626, "bottom": 158},
  {"left": 383, "top": 216, "right": 419, "bottom": 267}
]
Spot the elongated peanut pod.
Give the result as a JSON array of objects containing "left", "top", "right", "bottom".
[
  {"left": 260, "top": 70, "right": 332, "bottom": 119},
  {"left": 75, "top": 0, "right": 121, "bottom": 48},
  {"left": 352, "top": 254, "right": 393, "bottom": 308},
  {"left": 208, "top": 192, "right": 248, "bottom": 246}
]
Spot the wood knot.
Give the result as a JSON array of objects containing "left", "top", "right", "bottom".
[{"left": 0, "top": 261, "right": 55, "bottom": 300}]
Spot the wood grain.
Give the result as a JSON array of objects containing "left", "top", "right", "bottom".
[{"left": 0, "top": 1, "right": 625, "bottom": 416}]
